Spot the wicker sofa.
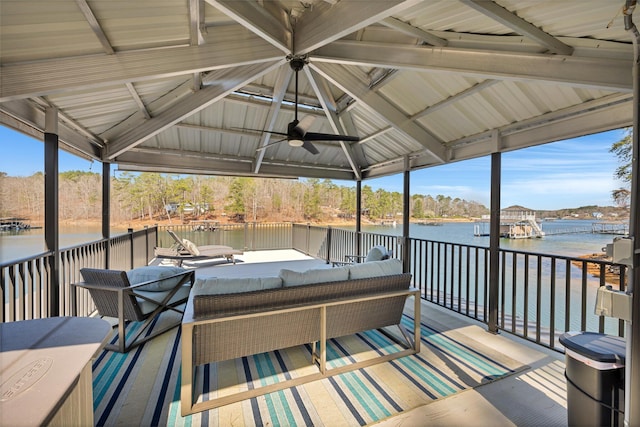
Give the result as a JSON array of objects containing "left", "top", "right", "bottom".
[{"left": 180, "top": 258, "right": 420, "bottom": 415}]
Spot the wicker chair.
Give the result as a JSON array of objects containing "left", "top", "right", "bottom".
[{"left": 73, "top": 267, "right": 194, "bottom": 353}]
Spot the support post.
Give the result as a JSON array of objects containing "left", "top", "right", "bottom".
[
  {"left": 402, "top": 159, "right": 411, "bottom": 273},
  {"left": 488, "top": 151, "right": 501, "bottom": 334},
  {"left": 624, "top": 3, "right": 640, "bottom": 425},
  {"left": 356, "top": 180, "right": 362, "bottom": 257},
  {"left": 102, "top": 162, "right": 111, "bottom": 268},
  {"left": 44, "top": 107, "right": 60, "bottom": 316}
]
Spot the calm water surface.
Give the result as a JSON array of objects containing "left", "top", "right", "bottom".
[
  {"left": 0, "top": 219, "right": 617, "bottom": 264},
  {"left": 358, "top": 220, "right": 615, "bottom": 257},
  {"left": 0, "top": 225, "right": 130, "bottom": 264},
  {"left": 1, "top": 219, "right": 625, "bottom": 335}
]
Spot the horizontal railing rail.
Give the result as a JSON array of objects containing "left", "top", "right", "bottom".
[{"left": 1, "top": 222, "right": 626, "bottom": 353}]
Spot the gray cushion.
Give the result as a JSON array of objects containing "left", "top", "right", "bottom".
[
  {"left": 280, "top": 266, "right": 349, "bottom": 287},
  {"left": 126, "top": 266, "right": 188, "bottom": 292},
  {"left": 348, "top": 258, "right": 402, "bottom": 280},
  {"left": 192, "top": 276, "right": 282, "bottom": 295},
  {"left": 365, "top": 245, "right": 390, "bottom": 262}
]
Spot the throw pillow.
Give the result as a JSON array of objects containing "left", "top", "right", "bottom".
[
  {"left": 182, "top": 238, "right": 200, "bottom": 256},
  {"left": 364, "top": 245, "right": 390, "bottom": 262}
]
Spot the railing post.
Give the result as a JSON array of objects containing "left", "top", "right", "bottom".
[
  {"left": 252, "top": 222, "right": 257, "bottom": 250},
  {"left": 290, "top": 222, "right": 294, "bottom": 249},
  {"left": 144, "top": 226, "right": 149, "bottom": 263},
  {"left": 128, "top": 228, "right": 134, "bottom": 269},
  {"left": 243, "top": 223, "right": 248, "bottom": 251},
  {"left": 326, "top": 226, "right": 332, "bottom": 264}
]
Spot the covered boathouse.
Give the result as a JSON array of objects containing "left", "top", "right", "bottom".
[{"left": 2, "top": 1, "right": 640, "bottom": 425}]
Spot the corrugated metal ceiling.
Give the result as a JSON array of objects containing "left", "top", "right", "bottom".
[{"left": 0, "top": 0, "right": 636, "bottom": 181}]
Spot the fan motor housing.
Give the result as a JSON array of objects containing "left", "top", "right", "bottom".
[{"left": 289, "top": 56, "right": 306, "bottom": 71}]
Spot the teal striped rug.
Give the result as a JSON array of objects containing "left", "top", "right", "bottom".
[{"left": 92, "top": 312, "right": 526, "bottom": 426}]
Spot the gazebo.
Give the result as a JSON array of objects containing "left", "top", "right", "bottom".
[{"left": 2, "top": 1, "right": 640, "bottom": 423}]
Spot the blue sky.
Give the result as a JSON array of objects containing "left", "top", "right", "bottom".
[{"left": 0, "top": 125, "right": 628, "bottom": 210}]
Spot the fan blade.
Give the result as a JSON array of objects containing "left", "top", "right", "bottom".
[
  {"left": 301, "top": 140, "right": 320, "bottom": 155},
  {"left": 256, "top": 138, "right": 286, "bottom": 152},
  {"left": 295, "top": 115, "right": 316, "bottom": 134},
  {"left": 303, "top": 132, "right": 360, "bottom": 142},
  {"left": 232, "top": 127, "right": 289, "bottom": 137}
]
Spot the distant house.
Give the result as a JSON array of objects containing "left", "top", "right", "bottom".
[{"left": 164, "top": 203, "right": 179, "bottom": 214}]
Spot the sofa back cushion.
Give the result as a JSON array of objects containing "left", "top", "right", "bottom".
[
  {"left": 280, "top": 266, "right": 349, "bottom": 287},
  {"left": 348, "top": 258, "right": 402, "bottom": 280},
  {"left": 192, "top": 276, "right": 282, "bottom": 295},
  {"left": 126, "top": 265, "right": 188, "bottom": 291},
  {"left": 192, "top": 272, "right": 412, "bottom": 321}
]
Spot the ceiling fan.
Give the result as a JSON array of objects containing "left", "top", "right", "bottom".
[{"left": 251, "top": 55, "right": 360, "bottom": 155}]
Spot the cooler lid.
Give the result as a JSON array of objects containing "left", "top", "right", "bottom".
[{"left": 559, "top": 331, "right": 625, "bottom": 364}]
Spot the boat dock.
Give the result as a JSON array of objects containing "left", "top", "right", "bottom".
[
  {"left": 415, "top": 220, "right": 443, "bottom": 226},
  {"left": 474, "top": 208, "right": 545, "bottom": 239},
  {"left": 0, "top": 217, "right": 36, "bottom": 232},
  {"left": 543, "top": 222, "right": 629, "bottom": 236},
  {"left": 189, "top": 220, "right": 219, "bottom": 231},
  {"left": 474, "top": 216, "right": 629, "bottom": 239}
]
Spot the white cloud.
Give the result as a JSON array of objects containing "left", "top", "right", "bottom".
[{"left": 502, "top": 172, "right": 619, "bottom": 209}]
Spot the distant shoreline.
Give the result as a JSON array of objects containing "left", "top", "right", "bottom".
[
  {"left": 25, "top": 216, "right": 479, "bottom": 230},
  {"left": 572, "top": 253, "right": 621, "bottom": 286}
]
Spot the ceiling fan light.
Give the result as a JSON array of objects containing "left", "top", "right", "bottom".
[{"left": 289, "top": 139, "right": 304, "bottom": 147}]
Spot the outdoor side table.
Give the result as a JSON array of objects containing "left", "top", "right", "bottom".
[{"left": 1, "top": 316, "right": 111, "bottom": 426}]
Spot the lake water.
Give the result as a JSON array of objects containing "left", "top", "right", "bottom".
[
  {"left": 0, "top": 219, "right": 617, "bottom": 264},
  {"left": 0, "top": 225, "right": 130, "bottom": 264},
  {"left": 1, "top": 219, "right": 625, "bottom": 336},
  {"left": 361, "top": 219, "right": 616, "bottom": 257}
]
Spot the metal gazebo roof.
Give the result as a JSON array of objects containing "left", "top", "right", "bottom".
[{"left": 0, "top": 1, "right": 634, "bottom": 181}]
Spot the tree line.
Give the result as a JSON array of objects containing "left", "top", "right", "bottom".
[{"left": 0, "top": 171, "right": 489, "bottom": 224}]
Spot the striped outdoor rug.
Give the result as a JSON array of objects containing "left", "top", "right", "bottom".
[{"left": 92, "top": 310, "right": 526, "bottom": 426}]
